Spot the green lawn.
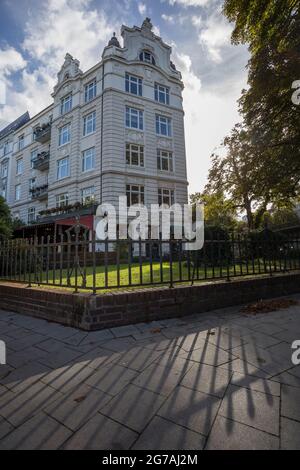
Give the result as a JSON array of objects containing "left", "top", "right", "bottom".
[{"left": 2, "top": 258, "right": 286, "bottom": 292}]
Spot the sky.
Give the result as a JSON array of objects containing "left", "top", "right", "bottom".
[{"left": 0, "top": 0, "right": 250, "bottom": 195}]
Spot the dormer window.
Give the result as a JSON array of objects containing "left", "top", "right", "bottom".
[{"left": 139, "top": 50, "right": 155, "bottom": 65}]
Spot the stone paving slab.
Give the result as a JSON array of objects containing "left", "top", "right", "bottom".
[
  {"left": 0, "top": 412, "right": 72, "bottom": 450},
  {"left": 63, "top": 412, "right": 138, "bottom": 450},
  {"left": 157, "top": 385, "right": 221, "bottom": 436},
  {"left": 206, "top": 415, "right": 279, "bottom": 450},
  {"left": 100, "top": 384, "right": 165, "bottom": 432},
  {"left": 132, "top": 416, "right": 206, "bottom": 450},
  {"left": 0, "top": 294, "right": 300, "bottom": 449},
  {"left": 218, "top": 384, "right": 280, "bottom": 435}
]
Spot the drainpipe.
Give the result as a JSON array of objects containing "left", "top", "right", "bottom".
[{"left": 100, "top": 60, "right": 105, "bottom": 205}]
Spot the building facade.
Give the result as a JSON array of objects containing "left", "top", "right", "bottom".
[{"left": 0, "top": 18, "right": 188, "bottom": 237}]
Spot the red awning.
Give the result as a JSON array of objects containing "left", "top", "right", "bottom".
[{"left": 55, "top": 215, "right": 94, "bottom": 230}]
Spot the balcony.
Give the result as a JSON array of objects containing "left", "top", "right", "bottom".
[
  {"left": 30, "top": 184, "right": 48, "bottom": 201},
  {"left": 34, "top": 122, "right": 51, "bottom": 143},
  {"left": 37, "top": 202, "right": 98, "bottom": 223},
  {"left": 32, "top": 151, "right": 50, "bottom": 171}
]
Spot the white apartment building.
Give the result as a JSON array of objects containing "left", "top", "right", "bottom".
[{"left": 0, "top": 18, "right": 188, "bottom": 238}]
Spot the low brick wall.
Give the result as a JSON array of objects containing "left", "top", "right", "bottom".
[{"left": 0, "top": 273, "right": 300, "bottom": 330}]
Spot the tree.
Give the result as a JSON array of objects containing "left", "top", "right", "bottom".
[
  {"left": 223, "top": 0, "right": 300, "bottom": 202},
  {"left": 205, "top": 125, "right": 270, "bottom": 230},
  {"left": 190, "top": 190, "right": 238, "bottom": 229},
  {"left": 0, "top": 196, "right": 13, "bottom": 239}
]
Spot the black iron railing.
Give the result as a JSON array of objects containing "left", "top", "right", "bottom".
[{"left": 0, "top": 221, "right": 300, "bottom": 293}]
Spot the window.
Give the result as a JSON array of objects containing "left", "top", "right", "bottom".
[
  {"left": 83, "top": 112, "right": 96, "bottom": 136},
  {"left": 81, "top": 186, "right": 95, "bottom": 204},
  {"left": 18, "top": 135, "right": 24, "bottom": 151},
  {"left": 125, "top": 73, "right": 142, "bottom": 96},
  {"left": 156, "top": 115, "right": 172, "bottom": 137},
  {"left": 85, "top": 80, "right": 97, "bottom": 102},
  {"left": 29, "top": 178, "right": 36, "bottom": 196},
  {"left": 125, "top": 107, "right": 144, "bottom": 130},
  {"left": 1, "top": 160, "right": 8, "bottom": 178},
  {"left": 56, "top": 193, "right": 69, "bottom": 208},
  {"left": 60, "top": 94, "right": 72, "bottom": 114},
  {"left": 155, "top": 83, "right": 170, "bottom": 105},
  {"left": 58, "top": 124, "right": 70, "bottom": 146},
  {"left": 158, "top": 188, "right": 174, "bottom": 206},
  {"left": 27, "top": 207, "right": 36, "bottom": 224},
  {"left": 57, "top": 157, "right": 70, "bottom": 180},
  {"left": 157, "top": 149, "right": 173, "bottom": 172},
  {"left": 31, "top": 149, "right": 38, "bottom": 168},
  {"left": 15, "top": 184, "right": 21, "bottom": 201},
  {"left": 16, "top": 158, "right": 23, "bottom": 175},
  {"left": 82, "top": 147, "right": 95, "bottom": 172},
  {"left": 126, "top": 184, "right": 145, "bottom": 206},
  {"left": 0, "top": 181, "right": 7, "bottom": 199},
  {"left": 126, "top": 143, "right": 144, "bottom": 167},
  {"left": 139, "top": 50, "right": 155, "bottom": 65},
  {"left": 3, "top": 141, "right": 9, "bottom": 155}
]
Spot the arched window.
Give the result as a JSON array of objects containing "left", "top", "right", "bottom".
[{"left": 139, "top": 50, "right": 155, "bottom": 65}]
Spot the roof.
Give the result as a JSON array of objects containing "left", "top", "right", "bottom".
[{"left": 0, "top": 111, "right": 30, "bottom": 141}]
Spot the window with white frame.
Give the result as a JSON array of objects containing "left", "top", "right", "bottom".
[
  {"left": 60, "top": 94, "right": 72, "bottom": 114},
  {"left": 57, "top": 157, "right": 70, "bottom": 180},
  {"left": 125, "top": 73, "right": 142, "bottom": 96},
  {"left": 158, "top": 188, "right": 174, "bottom": 206},
  {"left": 139, "top": 50, "right": 155, "bottom": 65},
  {"left": 157, "top": 149, "right": 173, "bottom": 172},
  {"left": 1, "top": 160, "right": 8, "bottom": 178},
  {"left": 126, "top": 184, "right": 145, "bottom": 206},
  {"left": 56, "top": 193, "right": 69, "bottom": 208},
  {"left": 156, "top": 115, "right": 172, "bottom": 137},
  {"left": 15, "top": 184, "right": 21, "bottom": 201},
  {"left": 3, "top": 141, "right": 9, "bottom": 155},
  {"left": 16, "top": 158, "right": 23, "bottom": 175},
  {"left": 82, "top": 147, "right": 95, "bottom": 172},
  {"left": 126, "top": 143, "right": 144, "bottom": 167},
  {"left": 27, "top": 207, "right": 36, "bottom": 223},
  {"left": 83, "top": 112, "right": 96, "bottom": 136},
  {"left": 18, "top": 135, "right": 24, "bottom": 151},
  {"left": 125, "top": 107, "right": 144, "bottom": 130},
  {"left": 155, "top": 83, "right": 170, "bottom": 105},
  {"left": 29, "top": 178, "right": 36, "bottom": 197},
  {"left": 30, "top": 149, "right": 38, "bottom": 168},
  {"left": 85, "top": 80, "right": 97, "bottom": 102},
  {"left": 58, "top": 124, "right": 70, "bottom": 146},
  {"left": 81, "top": 186, "right": 95, "bottom": 204}
]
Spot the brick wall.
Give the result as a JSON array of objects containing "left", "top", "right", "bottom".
[{"left": 0, "top": 273, "right": 300, "bottom": 331}]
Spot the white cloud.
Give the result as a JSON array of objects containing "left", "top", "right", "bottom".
[
  {"left": 172, "top": 47, "right": 246, "bottom": 194},
  {"left": 0, "top": 0, "right": 117, "bottom": 124},
  {"left": 0, "top": 47, "right": 26, "bottom": 76},
  {"left": 169, "top": 0, "right": 212, "bottom": 7},
  {"left": 162, "top": 14, "right": 175, "bottom": 23},
  {"left": 138, "top": 2, "right": 147, "bottom": 15},
  {"left": 199, "top": 12, "right": 233, "bottom": 63}
]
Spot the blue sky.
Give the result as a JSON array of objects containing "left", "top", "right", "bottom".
[{"left": 0, "top": 0, "right": 249, "bottom": 193}]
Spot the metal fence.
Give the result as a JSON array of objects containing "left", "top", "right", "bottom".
[{"left": 0, "top": 222, "right": 300, "bottom": 293}]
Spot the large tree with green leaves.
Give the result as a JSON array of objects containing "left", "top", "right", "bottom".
[
  {"left": 190, "top": 189, "right": 238, "bottom": 229},
  {"left": 0, "top": 196, "right": 13, "bottom": 239},
  {"left": 222, "top": 0, "right": 300, "bottom": 202}
]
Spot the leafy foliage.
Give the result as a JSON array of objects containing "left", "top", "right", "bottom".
[
  {"left": 0, "top": 196, "right": 13, "bottom": 239},
  {"left": 205, "top": 1, "right": 300, "bottom": 228}
]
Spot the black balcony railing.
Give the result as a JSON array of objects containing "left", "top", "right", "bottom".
[
  {"left": 0, "top": 221, "right": 300, "bottom": 293},
  {"left": 34, "top": 122, "right": 51, "bottom": 143},
  {"left": 30, "top": 184, "right": 48, "bottom": 200},
  {"left": 32, "top": 151, "right": 50, "bottom": 171}
]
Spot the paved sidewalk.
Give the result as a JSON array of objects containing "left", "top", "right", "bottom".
[{"left": 0, "top": 294, "right": 300, "bottom": 449}]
